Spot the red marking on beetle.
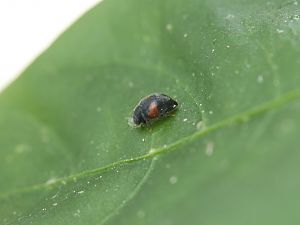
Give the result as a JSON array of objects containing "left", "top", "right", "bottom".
[{"left": 148, "top": 101, "right": 159, "bottom": 118}]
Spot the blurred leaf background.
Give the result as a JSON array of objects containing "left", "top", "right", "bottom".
[{"left": 0, "top": 0, "right": 300, "bottom": 224}]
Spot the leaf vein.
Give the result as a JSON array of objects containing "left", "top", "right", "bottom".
[{"left": 0, "top": 88, "right": 299, "bottom": 201}]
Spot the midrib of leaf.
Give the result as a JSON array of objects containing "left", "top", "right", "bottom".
[{"left": 1, "top": 87, "right": 300, "bottom": 201}]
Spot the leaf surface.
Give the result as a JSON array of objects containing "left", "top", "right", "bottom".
[{"left": 0, "top": 0, "right": 300, "bottom": 224}]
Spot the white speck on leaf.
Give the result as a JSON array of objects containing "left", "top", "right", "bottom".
[
  {"left": 225, "top": 14, "right": 235, "bottom": 20},
  {"left": 276, "top": 29, "right": 284, "bottom": 33},
  {"left": 51, "top": 192, "right": 58, "bottom": 199},
  {"left": 169, "top": 176, "right": 178, "bottom": 184},
  {"left": 149, "top": 148, "right": 157, "bottom": 154},
  {"left": 15, "top": 144, "right": 31, "bottom": 154},
  {"left": 183, "top": 33, "right": 188, "bottom": 38},
  {"left": 61, "top": 180, "right": 67, "bottom": 185},
  {"left": 293, "top": 15, "right": 300, "bottom": 20},
  {"left": 46, "top": 178, "right": 57, "bottom": 186},
  {"left": 128, "top": 81, "right": 134, "bottom": 88},
  {"left": 166, "top": 23, "right": 173, "bottom": 31},
  {"left": 127, "top": 117, "right": 136, "bottom": 128},
  {"left": 196, "top": 121, "right": 204, "bottom": 130},
  {"left": 205, "top": 141, "right": 214, "bottom": 156},
  {"left": 73, "top": 209, "right": 81, "bottom": 217},
  {"left": 183, "top": 118, "right": 188, "bottom": 122},
  {"left": 257, "top": 75, "right": 264, "bottom": 83}
]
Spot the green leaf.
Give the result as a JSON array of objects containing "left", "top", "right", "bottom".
[{"left": 1, "top": 0, "right": 300, "bottom": 224}]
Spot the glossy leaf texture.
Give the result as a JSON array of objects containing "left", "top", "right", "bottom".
[{"left": 1, "top": 0, "right": 300, "bottom": 224}]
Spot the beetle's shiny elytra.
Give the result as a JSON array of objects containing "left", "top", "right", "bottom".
[{"left": 132, "top": 93, "right": 178, "bottom": 126}]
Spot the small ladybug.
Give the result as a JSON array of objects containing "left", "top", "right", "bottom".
[{"left": 132, "top": 93, "right": 178, "bottom": 126}]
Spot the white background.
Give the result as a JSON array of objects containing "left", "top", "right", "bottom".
[{"left": 0, "top": 0, "right": 101, "bottom": 92}]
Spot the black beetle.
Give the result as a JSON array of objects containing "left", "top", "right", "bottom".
[{"left": 132, "top": 93, "right": 178, "bottom": 126}]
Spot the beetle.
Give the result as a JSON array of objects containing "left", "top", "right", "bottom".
[{"left": 132, "top": 93, "right": 178, "bottom": 126}]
